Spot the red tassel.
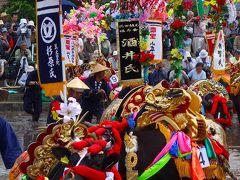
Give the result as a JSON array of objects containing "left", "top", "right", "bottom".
[
  {"left": 88, "top": 140, "right": 107, "bottom": 155},
  {"left": 107, "top": 128, "right": 122, "bottom": 155},
  {"left": 95, "top": 128, "right": 106, "bottom": 136},
  {"left": 215, "top": 118, "right": 232, "bottom": 126},
  {"left": 208, "top": 136, "right": 223, "bottom": 155},
  {"left": 72, "top": 138, "right": 93, "bottom": 150},
  {"left": 211, "top": 96, "right": 219, "bottom": 115},
  {"left": 88, "top": 126, "right": 99, "bottom": 133},
  {"left": 215, "top": 141, "right": 229, "bottom": 160},
  {"left": 111, "top": 166, "right": 122, "bottom": 180},
  {"left": 88, "top": 144, "right": 104, "bottom": 155},
  {"left": 208, "top": 134, "right": 229, "bottom": 160},
  {"left": 211, "top": 95, "right": 232, "bottom": 126},
  {"left": 220, "top": 97, "right": 231, "bottom": 120}
]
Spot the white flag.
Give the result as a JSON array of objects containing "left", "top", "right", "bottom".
[{"left": 213, "top": 30, "right": 225, "bottom": 73}]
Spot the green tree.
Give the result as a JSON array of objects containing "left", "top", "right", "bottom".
[{"left": 0, "top": 0, "right": 36, "bottom": 21}]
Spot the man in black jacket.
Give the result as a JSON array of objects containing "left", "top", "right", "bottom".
[
  {"left": 23, "top": 70, "right": 42, "bottom": 121},
  {"left": 81, "top": 63, "right": 110, "bottom": 123}
]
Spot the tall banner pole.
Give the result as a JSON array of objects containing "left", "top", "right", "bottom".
[{"left": 59, "top": 0, "right": 67, "bottom": 103}]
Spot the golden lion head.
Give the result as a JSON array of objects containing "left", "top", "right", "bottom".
[{"left": 145, "top": 88, "right": 191, "bottom": 115}]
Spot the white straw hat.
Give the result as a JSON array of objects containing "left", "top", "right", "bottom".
[
  {"left": 19, "top": 18, "right": 27, "bottom": 25},
  {"left": 199, "top": 49, "right": 208, "bottom": 58},
  {"left": 27, "top": 20, "right": 35, "bottom": 27},
  {"left": 67, "top": 77, "right": 90, "bottom": 90},
  {"left": 90, "top": 62, "right": 110, "bottom": 74}
]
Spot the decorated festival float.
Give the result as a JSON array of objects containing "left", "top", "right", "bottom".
[{"left": 9, "top": 0, "right": 240, "bottom": 179}]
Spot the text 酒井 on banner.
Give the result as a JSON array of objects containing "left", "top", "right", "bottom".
[
  {"left": 37, "top": 0, "right": 65, "bottom": 96},
  {"left": 116, "top": 20, "right": 143, "bottom": 86}
]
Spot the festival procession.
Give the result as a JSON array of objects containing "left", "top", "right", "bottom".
[{"left": 0, "top": 0, "right": 240, "bottom": 179}]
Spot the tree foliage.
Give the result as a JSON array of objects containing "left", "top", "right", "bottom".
[{"left": 0, "top": 0, "right": 36, "bottom": 21}]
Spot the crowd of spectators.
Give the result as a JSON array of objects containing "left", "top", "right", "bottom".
[
  {"left": 0, "top": 12, "right": 35, "bottom": 87},
  {"left": 149, "top": 10, "right": 240, "bottom": 87},
  {"left": 0, "top": 6, "right": 240, "bottom": 88}
]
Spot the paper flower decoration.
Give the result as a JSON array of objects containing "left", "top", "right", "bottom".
[
  {"left": 63, "top": 0, "right": 108, "bottom": 39},
  {"left": 182, "top": 0, "right": 194, "bottom": 10},
  {"left": 171, "top": 20, "right": 186, "bottom": 48},
  {"left": 52, "top": 100, "right": 61, "bottom": 111},
  {"left": 169, "top": 0, "right": 183, "bottom": 9},
  {"left": 140, "top": 37, "right": 148, "bottom": 51},
  {"left": 56, "top": 97, "right": 82, "bottom": 123},
  {"left": 217, "top": 0, "right": 226, "bottom": 6},
  {"left": 204, "top": 0, "right": 217, "bottom": 6},
  {"left": 171, "top": 48, "right": 183, "bottom": 60},
  {"left": 134, "top": 51, "right": 155, "bottom": 66},
  {"left": 170, "top": 48, "right": 184, "bottom": 78},
  {"left": 167, "top": 9, "right": 174, "bottom": 17},
  {"left": 171, "top": 19, "right": 186, "bottom": 30}
]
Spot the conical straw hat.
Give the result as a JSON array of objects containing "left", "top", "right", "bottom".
[
  {"left": 67, "top": 77, "right": 89, "bottom": 90},
  {"left": 90, "top": 62, "right": 110, "bottom": 74}
]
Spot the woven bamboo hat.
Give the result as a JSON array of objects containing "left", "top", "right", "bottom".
[
  {"left": 67, "top": 77, "right": 89, "bottom": 90},
  {"left": 90, "top": 62, "right": 110, "bottom": 74}
]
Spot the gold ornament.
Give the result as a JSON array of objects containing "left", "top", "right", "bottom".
[
  {"left": 134, "top": 95, "right": 142, "bottom": 103},
  {"left": 126, "top": 152, "right": 138, "bottom": 170},
  {"left": 26, "top": 122, "right": 87, "bottom": 179}
]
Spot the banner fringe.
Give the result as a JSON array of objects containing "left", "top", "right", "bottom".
[
  {"left": 175, "top": 158, "right": 226, "bottom": 180},
  {"left": 41, "top": 82, "right": 65, "bottom": 96},
  {"left": 212, "top": 70, "right": 225, "bottom": 76},
  {"left": 174, "top": 158, "right": 191, "bottom": 178},
  {"left": 203, "top": 164, "right": 225, "bottom": 180},
  {"left": 121, "top": 79, "right": 144, "bottom": 88}
]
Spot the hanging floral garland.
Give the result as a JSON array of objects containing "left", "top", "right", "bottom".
[
  {"left": 170, "top": 19, "right": 186, "bottom": 49},
  {"left": 63, "top": 0, "right": 110, "bottom": 39},
  {"left": 170, "top": 48, "right": 185, "bottom": 79}
]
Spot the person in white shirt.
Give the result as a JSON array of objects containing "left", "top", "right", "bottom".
[
  {"left": 183, "top": 33, "right": 192, "bottom": 52},
  {"left": 196, "top": 49, "right": 211, "bottom": 69},
  {"left": 108, "top": 51, "right": 118, "bottom": 71},
  {"left": 182, "top": 51, "right": 196, "bottom": 73},
  {"left": 187, "top": 16, "right": 206, "bottom": 55},
  {"left": 18, "top": 65, "right": 34, "bottom": 86},
  {"left": 188, "top": 62, "right": 207, "bottom": 83},
  {"left": 105, "top": 1, "right": 118, "bottom": 42},
  {"left": 0, "top": 59, "right": 8, "bottom": 86}
]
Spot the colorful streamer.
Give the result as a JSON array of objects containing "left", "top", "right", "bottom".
[
  {"left": 138, "top": 153, "right": 171, "bottom": 180},
  {"left": 145, "top": 132, "right": 191, "bottom": 170}
]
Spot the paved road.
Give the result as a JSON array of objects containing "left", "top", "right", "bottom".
[{"left": 0, "top": 112, "right": 239, "bottom": 179}]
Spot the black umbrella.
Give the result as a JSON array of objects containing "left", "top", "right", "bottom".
[{"left": 62, "top": 0, "right": 77, "bottom": 13}]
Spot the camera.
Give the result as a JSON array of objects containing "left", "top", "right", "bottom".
[
  {"left": 194, "top": 20, "right": 199, "bottom": 24},
  {"left": 20, "top": 27, "right": 27, "bottom": 34},
  {"left": 187, "top": 57, "right": 192, "bottom": 62},
  {"left": 21, "top": 50, "right": 28, "bottom": 56}
]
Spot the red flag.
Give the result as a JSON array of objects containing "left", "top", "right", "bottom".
[{"left": 206, "top": 32, "right": 215, "bottom": 56}]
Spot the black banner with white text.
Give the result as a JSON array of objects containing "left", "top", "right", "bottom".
[
  {"left": 37, "top": 0, "right": 64, "bottom": 96},
  {"left": 116, "top": 20, "right": 142, "bottom": 85}
]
